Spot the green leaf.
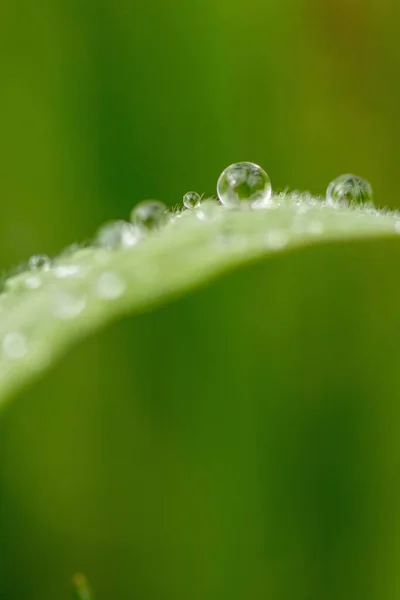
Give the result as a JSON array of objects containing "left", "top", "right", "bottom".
[{"left": 0, "top": 194, "right": 398, "bottom": 410}]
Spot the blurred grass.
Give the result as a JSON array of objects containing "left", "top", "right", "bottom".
[
  {"left": 2, "top": 237, "right": 400, "bottom": 600},
  {"left": 1, "top": 0, "right": 400, "bottom": 599}
]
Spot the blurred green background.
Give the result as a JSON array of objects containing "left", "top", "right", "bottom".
[{"left": 1, "top": 1, "right": 400, "bottom": 599}]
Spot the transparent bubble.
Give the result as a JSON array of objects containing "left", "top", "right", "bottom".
[
  {"left": 29, "top": 254, "right": 51, "bottom": 271},
  {"left": 217, "top": 162, "right": 272, "bottom": 209},
  {"left": 183, "top": 191, "right": 201, "bottom": 209},
  {"left": 95, "top": 220, "right": 142, "bottom": 249},
  {"left": 327, "top": 174, "right": 373, "bottom": 206},
  {"left": 131, "top": 200, "right": 168, "bottom": 229}
]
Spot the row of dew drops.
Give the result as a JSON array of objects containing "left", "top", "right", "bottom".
[{"left": 0, "top": 163, "right": 376, "bottom": 364}]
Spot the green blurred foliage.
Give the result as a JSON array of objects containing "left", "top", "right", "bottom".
[{"left": 1, "top": 1, "right": 400, "bottom": 599}]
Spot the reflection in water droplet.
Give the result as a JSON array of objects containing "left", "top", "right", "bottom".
[
  {"left": 52, "top": 292, "right": 86, "bottom": 320},
  {"left": 196, "top": 199, "right": 220, "bottom": 222},
  {"left": 183, "top": 191, "right": 201, "bottom": 209},
  {"left": 327, "top": 174, "right": 373, "bottom": 206},
  {"left": 95, "top": 221, "right": 142, "bottom": 249},
  {"left": 131, "top": 200, "right": 168, "bottom": 229},
  {"left": 265, "top": 230, "right": 288, "bottom": 251},
  {"left": 2, "top": 332, "right": 28, "bottom": 360},
  {"left": 29, "top": 254, "right": 51, "bottom": 271},
  {"left": 53, "top": 264, "right": 81, "bottom": 279},
  {"left": 95, "top": 271, "right": 126, "bottom": 300},
  {"left": 25, "top": 275, "right": 42, "bottom": 289},
  {"left": 217, "top": 162, "right": 272, "bottom": 209}
]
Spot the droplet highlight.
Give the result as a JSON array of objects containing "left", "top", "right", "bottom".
[
  {"left": 131, "top": 200, "right": 168, "bottom": 230},
  {"left": 52, "top": 264, "right": 82, "bottom": 279},
  {"left": 327, "top": 174, "right": 373, "bottom": 206},
  {"left": 217, "top": 162, "right": 272, "bottom": 209},
  {"left": 183, "top": 191, "right": 201, "bottom": 209}
]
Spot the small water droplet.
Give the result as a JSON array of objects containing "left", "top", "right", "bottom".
[
  {"left": 327, "top": 174, "right": 373, "bottom": 206},
  {"left": 52, "top": 292, "right": 86, "bottom": 320},
  {"left": 53, "top": 264, "right": 81, "bottom": 279},
  {"left": 25, "top": 275, "right": 42, "bottom": 289},
  {"left": 217, "top": 162, "right": 272, "bottom": 209},
  {"left": 131, "top": 200, "right": 168, "bottom": 229},
  {"left": 2, "top": 332, "right": 28, "bottom": 360},
  {"left": 265, "top": 230, "right": 288, "bottom": 251},
  {"left": 195, "top": 199, "right": 220, "bottom": 222},
  {"left": 29, "top": 254, "right": 51, "bottom": 271},
  {"left": 183, "top": 191, "right": 201, "bottom": 209},
  {"left": 95, "top": 221, "right": 142, "bottom": 250},
  {"left": 95, "top": 271, "right": 126, "bottom": 300}
]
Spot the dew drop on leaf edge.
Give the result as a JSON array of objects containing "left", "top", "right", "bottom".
[
  {"left": 94, "top": 220, "right": 142, "bottom": 250},
  {"left": 29, "top": 254, "right": 51, "bottom": 271},
  {"left": 130, "top": 200, "right": 168, "bottom": 229},
  {"left": 217, "top": 162, "right": 272, "bottom": 209},
  {"left": 327, "top": 174, "right": 373, "bottom": 206},
  {"left": 183, "top": 191, "right": 201, "bottom": 209}
]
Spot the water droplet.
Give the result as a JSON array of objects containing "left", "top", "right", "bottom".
[
  {"left": 265, "top": 230, "right": 288, "bottom": 251},
  {"left": 217, "top": 162, "right": 272, "bottom": 209},
  {"left": 95, "top": 271, "right": 126, "bottom": 300},
  {"left": 25, "top": 275, "right": 42, "bottom": 289},
  {"left": 53, "top": 264, "right": 81, "bottom": 279},
  {"left": 2, "top": 332, "right": 28, "bottom": 360},
  {"left": 131, "top": 200, "right": 168, "bottom": 230},
  {"left": 327, "top": 174, "right": 373, "bottom": 206},
  {"left": 29, "top": 254, "right": 51, "bottom": 271},
  {"left": 195, "top": 199, "right": 220, "bottom": 222},
  {"left": 52, "top": 292, "right": 86, "bottom": 320},
  {"left": 95, "top": 221, "right": 142, "bottom": 249},
  {"left": 183, "top": 191, "right": 201, "bottom": 209}
]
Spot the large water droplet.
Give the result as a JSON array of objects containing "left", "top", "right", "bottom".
[
  {"left": 183, "top": 191, "right": 201, "bottom": 209},
  {"left": 29, "top": 254, "right": 51, "bottom": 271},
  {"left": 95, "top": 271, "right": 126, "bottom": 300},
  {"left": 131, "top": 200, "right": 168, "bottom": 229},
  {"left": 2, "top": 332, "right": 28, "bottom": 360},
  {"left": 217, "top": 162, "right": 272, "bottom": 209},
  {"left": 327, "top": 174, "right": 373, "bottom": 206},
  {"left": 95, "top": 220, "right": 141, "bottom": 249}
]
